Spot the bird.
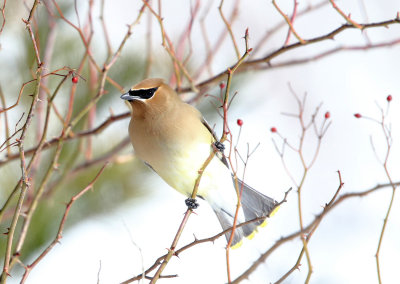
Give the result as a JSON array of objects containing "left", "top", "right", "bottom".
[{"left": 121, "top": 78, "right": 279, "bottom": 248}]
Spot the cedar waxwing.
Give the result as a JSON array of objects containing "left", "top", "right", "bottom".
[{"left": 121, "top": 78, "right": 278, "bottom": 248}]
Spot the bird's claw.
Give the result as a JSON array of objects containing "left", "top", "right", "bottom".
[
  {"left": 185, "top": 198, "right": 199, "bottom": 209},
  {"left": 214, "top": 141, "right": 225, "bottom": 152}
]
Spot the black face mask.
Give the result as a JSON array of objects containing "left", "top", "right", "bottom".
[{"left": 121, "top": 87, "right": 159, "bottom": 101}]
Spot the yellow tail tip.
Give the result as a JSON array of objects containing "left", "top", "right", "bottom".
[
  {"left": 245, "top": 205, "right": 280, "bottom": 242},
  {"left": 270, "top": 205, "right": 280, "bottom": 217},
  {"left": 230, "top": 240, "right": 243, "bottom": 249},
  {"left": 247, "top": 230, "right": 257, "bottom": 240},
  {"left": 230, "top": 205, "right": 280, "bottom": 249},
  {"left": 259, "top": 218, "right": 268, "bottom": 228}
]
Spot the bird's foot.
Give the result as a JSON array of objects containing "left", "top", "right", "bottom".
[
  {"left": 185, "top": 198, "right": 199, "bottom": 209},
  {"left": 213, "top": 141, "right": 225, "bottom": 152}
]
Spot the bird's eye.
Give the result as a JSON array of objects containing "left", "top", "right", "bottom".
[{"left": 129, "top": 87, "right": 158, "bottom": 99}]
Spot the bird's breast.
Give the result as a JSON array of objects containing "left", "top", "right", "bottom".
[{"left": 129, "top": 117, "right": 230, "bottom": 197}]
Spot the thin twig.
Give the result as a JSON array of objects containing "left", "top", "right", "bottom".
[
  {"left": 329, "top": 0, "right": 363, "bottom": 29},
  {"left": 0, "top": 112, "right": 130, "bottom": 166},
  {"left": 143, "top": 0, "right": 197, "bottom": 92},
  {"left": 0, "top": 1, "right": 43, "bottom": 281},
  {"left": 0, "top": 86, "right": 11, "bottom": 156},
  {"left": 283, "top": 0, "right": 300, "bottom": 46},
  {"left": 371, "top": 100, "right": 397, "bottom": 284},
  {"left": 218, "top": 0, "right": 241, "bottom": 59},
  {"left": 149, "top": 30, "right": 252, "bottom": 284},
  {"left": 0, "top": 0, "right": 6, "bottom": 35},
  {"left": 271, "top": 88, "right": 332, "bottom": 283},
  {"left": 274, "top": 171, "right": 344, "bottom": 284},
  {"left": 19, "top": 163, "right": 108, "bottom": 283},
  {"left": 179, "top": 18, "right": 400, "bottom": 93},
  {"left": 272, "top": 0, "right": 306, "bottom": 44},
  {"left": 232, "top": 180, "right": 400, "bottom": 283},
  {"left": 194, "top": 0, "right": 240, "bottom": 80}
]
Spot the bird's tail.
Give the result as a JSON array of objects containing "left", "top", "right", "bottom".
[{"left": 213, "top": 179, "right": 279, "bottom": 248}]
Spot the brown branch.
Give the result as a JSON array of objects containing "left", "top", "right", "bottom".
[
  {"left": 175, "top": 0, "right": 200, "bottom": 68},
  {"left": 19, "top": 163, "right": 108, "bottom": 283},
  {"left": 32, "top": 1, "right": 58, "bottom": 180},
  {"left": 26, "top": 75, "right": 69, "bottom": 175},
  {"left": 0, "top": 111, "right": 130, "bottom": 226},
  {"left": 10, "top": 75, "right": 75, "bottom": 266},
  {"left": 0, "top": 0, "right": 6, "bottom": 35},
  {"left": 143, "top": 0, "right": 197, "bottom": 92},
  {"left": 275, "top": 171, "right": 344, "bottom": 284},
  {"left": 44, "top": 138, "right": 131, "bottom": 199},
  {"left": 0, "top": 0, "right": 43, "bottom": 280},
  {"left": 121, "top": 198, "right": 286, "bottom": 284},
  {"left": 52, "top": 0, "right": 99, "bottom": 71},
  {"left": 218, "top": 0, "right": 241, "bottom": 59},
  {"left": 144, "top": 5, "right": 153, "bottom": 78},
  {"left": 100, "top": 0, "right": 113, "bottom": 58},
  {"left": 0, "top": 112, "right": 130, "bottom": 166},
  {"left": 216, "top": 30, "right": 252, "bottom": 282},
  {"left": 193, "top": 0, "right": 240, "bottom": 80},
  {"left": 329, "top": 0, "right": 362, "bottom": 29},
  {"left": 267, "top": 38, "right": 400, "bottom": 69},
  {"left": 149, "top": 140, "right": 220, "bottom": 283},
  {"left": 365, "top": 98, "right": 398, "bottom": 284},
  {"left": 232, "top": 180, "right": 400, "bottom": 284},
  {"left": 179, "top": 17, "right": 400, "bottom": 93},
  {"left": 23, "top": 1, "right": 42, "bottom": 67},
  {"left": 283, "top": 0, "right": 299, "bottom": 46},
  {"left": 0, "top": 79, "right": 36, "bottom": 114},
  {"left": 0, "top": 86, "right": 12, "bottom": 156},
  {"left": 270, "top": 88, "right": 332, "bottom": 283},
  {"left": 148, "top": 31, "right": 252, "bottom": 284},
  {"left": 272, "top": 0, "right": 305, "bottom": 44},
  {"left": 3, "top": 34, "right": 129, "bottom": 270},
  {"left": 253, "top": 0, "right": 329, "bottom": 56},
  {"left": 123, "top": 176, "right": 397, "bottom": 284}
]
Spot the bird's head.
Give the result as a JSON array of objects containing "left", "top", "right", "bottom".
[{"left": 121, "top": 78, "right": 180, "bottom": 116}]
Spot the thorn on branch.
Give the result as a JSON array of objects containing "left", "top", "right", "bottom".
[
  {"left": 3, "top": 228, "right": 10, "bottom": 235},
  {"left": 329, "top": 0, "right": 362, "bottom": 29},
  {"left": 272, "top": 0, "right": 306, "bottom": 44},
  {"left": 276, "top": 187, "right": 293, "bottom": 207}
]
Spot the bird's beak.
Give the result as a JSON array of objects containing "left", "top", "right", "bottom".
[{"left": 120, "top": 92, "right": 135, "bottom": 101}]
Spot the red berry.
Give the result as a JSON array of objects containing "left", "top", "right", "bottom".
[
  {"left": 219, "top": 82, "right": 226, "bottom": 89},
  {"left": 270, "top": 127, "right": 277, "bottom": 133},
  {"left": 387, "top": 95, "right": 392, "bottom": 102},
  {"left": 354, "top": 113, "right": 362, "bottom": 118},
  {"left": 72, "top": 76, "right": 79, "bottom": 84},
  {"left": 324, "top": 112, "right": 330, "bottom": 119},
  {"left": 237, "top": 119, "right": 243, "bottom": 126}
]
